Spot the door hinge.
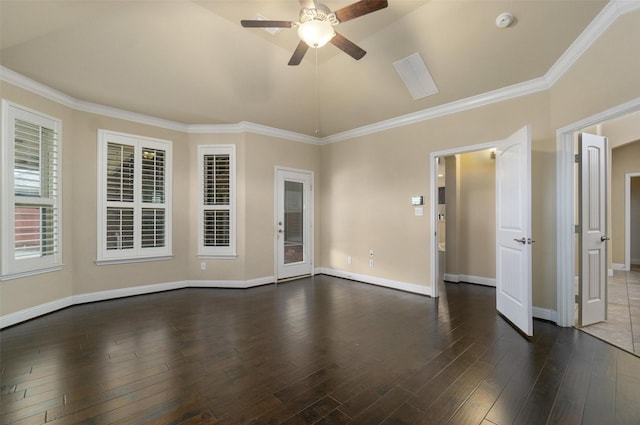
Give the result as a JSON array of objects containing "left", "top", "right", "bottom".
[
  {"left": 575, "top": 294, "right": 580, "bottom": 303},
  {"left": 574, "top": 154, "right": 581, "bottom": 163},
  {"left": 574, "top": 224, "right": 581, "bottom": 234}
]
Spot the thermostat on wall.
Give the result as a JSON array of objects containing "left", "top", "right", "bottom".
[{"left": 411, "top": 196, "right": 424, "bottom": 205}]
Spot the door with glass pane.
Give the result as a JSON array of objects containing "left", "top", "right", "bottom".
[{"left": 275, "top": 168, "right": 313, "bottom": 280}]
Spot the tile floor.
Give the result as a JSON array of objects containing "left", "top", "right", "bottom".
[{"left": 579, "top": 266, "right": 640, "bottom": 355}]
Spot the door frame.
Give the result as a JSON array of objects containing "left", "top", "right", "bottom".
[
  {"left": 274, "top": 166, "right": 314, "bottom": 281},
  {"left": 626, "top": 173, "right": 640, "bottom": 271},
  {"left": 430, "top": 140, "right": 498, "bottom": 298},
  {"left": 556, "top": 97, "right": 640, "bottom": 327}
]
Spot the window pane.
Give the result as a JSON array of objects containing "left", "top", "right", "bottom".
[
  {"left": 14, "top": 119, "right": 57, "bottom": 198},
  {"left": 203, "top": 154, "right": 230, "bottom": 206},
  {"left": 141, "top": 208, "right": 165, "bottom": 248},
  {"left": 141, "top": 148, "right": 165, "bottom": 203},
  {"left": 204, "top": 209, "right": 230, "bottom": 247},
  {"left": 284, "top": 181, "right": 304, "bottom": 264},
  {"left": 106, "top": 207, "right": 134, "bottom": 250},
  {"left": 107, "top": 143, "right": 135, "bottom": 202},
  {"left": 40, "top": 127, "right": 57, "bottom": 199},
  {"left": 14, "top": 205, "right": 57, "bottom": 259}
]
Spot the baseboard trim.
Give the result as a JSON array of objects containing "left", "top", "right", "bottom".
[
  {"left": 0, "top": 296, "right": 74, "bottom": 329},
  {"left": 612, "top": 263, "right": 628, "bottom": 271},
  {"left": 460, "top": 274, "right": 496, "bottom": 287},
  {"left": 188, "top": 276, "right": 274, "bottom": 289},
  {"left": 444, "top": 273, "right": 459, "bottom": 283},
  {"left": 533, "top": 307, "right": 558, "bottom": 323},
  {"left": 443, "top": 273, "right": 495, "bottom": 287},
  {"left": 1, "top": 277, "right": 276, "bottom": 329},
  {"left": 317, "top": 267, "right": 432, "bottom": 296},
  {"left": 0, "top": 274, "right": 555, "bottom": 328},
  {"left": 73, "top": 281, "right": 188, "bottom": 305}
]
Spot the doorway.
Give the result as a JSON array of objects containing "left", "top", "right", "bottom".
[
  {"left": 436, "top": 151, "right": 497, "bottom": 289},
  {"left": 431, "top": 125, "right": 533, "bottom": 336},
  {"left": 626, "top": 174, "right": 640, "bottom": 271},
  {"left": 556, "top": 99, "right": 640, "bottom": 328},
  {"left": 275, "top": 167, "right": 314, "bottom": 281}
]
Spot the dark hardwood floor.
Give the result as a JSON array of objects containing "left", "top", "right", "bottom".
[{"left": 1, "top": 275, "right": 640, "bottom": 424}]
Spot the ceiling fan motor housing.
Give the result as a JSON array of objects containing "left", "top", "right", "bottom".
[{"left": 299, "top": 3, "right": 339, "bottom": 25}]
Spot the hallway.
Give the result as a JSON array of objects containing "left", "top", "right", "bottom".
[{"left": 580, "top": 268, "right": 640, "bottom": 354}]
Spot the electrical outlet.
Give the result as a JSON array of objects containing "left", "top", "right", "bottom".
[
  {"left": 369, "top": 258, "right": 374, "bottom": 268},
  {"left": 347, "top": 256, "right": 352, "bottom": 264},
  {"left": 369, "top": 249, "right": 374, "bottom": 257},
  {"left": 200, "top": 262, "right": 206, "bottom": 271}
]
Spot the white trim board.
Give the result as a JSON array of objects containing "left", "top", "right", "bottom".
[
  {"left": 317, "top": 268, "right": 432, "bottom": 296},
  {"left": 0, "top": 277, "right": 275, "bottom": 329},
  {"left": 442, "top": 274, "right": 496, "bottom": 287},
  {"left": 532, "top": 307, "right": 558, "bottom": 323},
  {"left": 1, "top": 0, "right": 638, "bottom": 144}
]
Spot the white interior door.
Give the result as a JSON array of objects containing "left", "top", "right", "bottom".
[
  {"left": 496, "top": 125, "right": 533, "bottom": 336},
  {"left": 578, "top": 133, "right": 608, "bottom": 326},
  {"left": 275, "top": 168, "right": 313, "bottom": 280}
]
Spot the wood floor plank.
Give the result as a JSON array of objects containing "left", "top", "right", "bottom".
[{"left": 1, "top": 277, "right": 639, "bottom": 425}]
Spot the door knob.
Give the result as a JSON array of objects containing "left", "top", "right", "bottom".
[
  {"left": 513, "top": 237, "right": 526, "bottom": 244},
  {"left": 601, "top": 235, "right": 610, "bottom": 242}
]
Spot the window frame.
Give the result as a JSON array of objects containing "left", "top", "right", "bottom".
[
  {"left": 96, "top": 129, "right": 172, "bottom": 264},
  {"left": 1, "top": 100, "right": 63, "bottom": 280},
  {"left": 198, "top": 144, "right": 236, "bottom": 258}
]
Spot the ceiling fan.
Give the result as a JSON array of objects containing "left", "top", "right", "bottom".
[{"left": 241, "top": 0, "right": 389, "bottom": 65}]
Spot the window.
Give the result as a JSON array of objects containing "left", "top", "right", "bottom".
[
  {"left": 97, "top": 130, "right": 172, "bottom": 263},
  {"left": 198, "top": 145, "right": 236, "bottom": 257},
  {"left": 1, "top": 101, "right": 62, "bottom": 279}
]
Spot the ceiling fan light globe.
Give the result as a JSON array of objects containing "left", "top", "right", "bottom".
[{"left": 298, "top": 20, "right": 335, "bottom": 48}]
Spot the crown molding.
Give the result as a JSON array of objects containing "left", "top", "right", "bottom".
[
  {"left": 1, "top": 0, "right": 634, "bottom": 145},
  {"left": 545, "top": 0, "right": 640, "bottom": 86},
  {"left": 187, "top": 122, "right": 322, "bottom": 145},
  {"left": 322, "top": 77, "right": 549, "bottom": 144},
  {"left": 323, "top": 0, "right": 638, "bottom": 144}
]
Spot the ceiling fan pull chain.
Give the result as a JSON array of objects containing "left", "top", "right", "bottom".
[{"left": 315, "top": 48, "right": 320, "bottom": 135}]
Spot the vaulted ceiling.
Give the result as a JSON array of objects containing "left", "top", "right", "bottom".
[{"left": 0, "top": 0, "right": 611, "bottom": 137}]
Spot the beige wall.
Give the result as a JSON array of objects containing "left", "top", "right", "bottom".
[
  {"left": 0, "top": 84, "right": 321, "bottom": 317},
  {"left": 242, "top": 133, "right": 321, "bottom": 281},
  {"left": 444, "top": 156, "right": 458, "bottom": 275},
  {"left": 320, "top": 91, "right": 553, "bottom": 304},
  {"left": 611, "top": 141, "right": 640, "bottom": 264},
  {"left": 632, "top": 178, "right": 640, "bottom": 264},
  {"left": 2, "top": 8, "right": 640, "bottom": 320},
  {"left": 70, "top": 110, "right": 190, "bottom": 295},
  {"left": 457, "top": 150, "right": 496, "bottom": 280},
  {"left": 1, "top": 83, "right": 75, "bottom": 315}
]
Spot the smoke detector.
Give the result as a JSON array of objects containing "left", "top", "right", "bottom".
[{"left": 496, "top": 12, "right": 514, "bottom": 28}]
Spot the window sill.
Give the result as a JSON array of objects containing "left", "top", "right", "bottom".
[
  {"left": 197, "top": 254, "right": 238, "bottom": 260},
  {"left": 1, "top": 265, "right": 63, "bottom": 281},
  {"left": 95, "top": 255, "right": 174, "bottom": 266}
]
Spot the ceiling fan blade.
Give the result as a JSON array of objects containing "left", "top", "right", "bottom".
[
  {"left": 241, "top": 20, "right": 294, "bottom": 28},
  {"left": 288, "top": 41, "right": 310, "bottom": 66},
  {"left": 331, "top": 32, "right": 366, "bottom": 60},
  {"left": 334, "top": 0, "right": 388, "bottom": 23}
]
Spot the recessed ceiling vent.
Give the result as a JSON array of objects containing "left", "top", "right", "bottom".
[{"left": 393, "top": 52, "right": 438, "bottom": 100}]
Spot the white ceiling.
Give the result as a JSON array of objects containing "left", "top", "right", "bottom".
[{"left": 0, "top": 0, "right": 610, "bottom": 137}]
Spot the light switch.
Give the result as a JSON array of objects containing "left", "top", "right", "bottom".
[{"left": 415, "top": 207, "right": 424, "bottom": 216}]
